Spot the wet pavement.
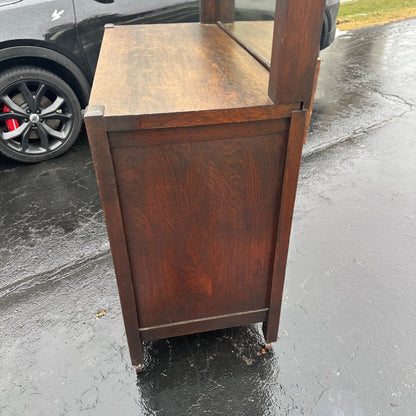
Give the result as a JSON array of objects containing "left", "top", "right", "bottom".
[{"left": 1, "top": 20, "right": 416, "bottom": 415}]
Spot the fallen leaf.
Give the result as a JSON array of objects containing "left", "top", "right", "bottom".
[
  {"left": 242, "top": 355, "right": 253, "bottom": 365},
  {"left": 95, "top": 309, "right": 107, "bottom": 319}
]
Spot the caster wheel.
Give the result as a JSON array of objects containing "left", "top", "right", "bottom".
[
  {"left": 264, "top": 342, "right": 272, "bottom": 351},
  {"left": 134, "top": 364, "right": 143, "bottom": 373}
]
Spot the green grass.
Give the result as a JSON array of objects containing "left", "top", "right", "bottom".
[{"left": 337, "top": 0, "right": 416, "bottom": 30}]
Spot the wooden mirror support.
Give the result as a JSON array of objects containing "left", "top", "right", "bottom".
[
  {"left": 85, "top": 0, "right": 325, "bottom": 371},
  {"left": 200, "top": 0, "right": 235, "bottom": 23}
]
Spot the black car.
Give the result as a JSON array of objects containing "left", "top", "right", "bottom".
[{"left": 0, "top": 0, "right": 339, "bottom": 163}]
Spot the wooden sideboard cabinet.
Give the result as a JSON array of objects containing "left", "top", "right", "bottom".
[{"left": 85, "top": 0, "right": 325, "bottom": 371}]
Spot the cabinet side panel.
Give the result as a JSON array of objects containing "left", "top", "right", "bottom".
[{"left": 111, "top": 128, "right": 287, "bottom": 328}]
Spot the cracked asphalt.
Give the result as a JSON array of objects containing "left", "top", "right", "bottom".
[{"left": 1, "top": 20, "right": 415, "bottom": 415}]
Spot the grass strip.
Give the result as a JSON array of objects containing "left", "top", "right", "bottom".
[{"left": 337, "top": 0, "right": 416, "bottom": 30}]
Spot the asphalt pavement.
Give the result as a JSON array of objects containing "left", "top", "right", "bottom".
[{"left": 1, "top": 20, "right": 415, "bottom": 415}]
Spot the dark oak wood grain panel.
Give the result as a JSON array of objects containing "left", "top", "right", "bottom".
[{"left": 111, "top": 127, "right": 287, "bottom": 328}]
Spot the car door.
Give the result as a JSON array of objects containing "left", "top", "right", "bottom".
[
  {"left": 73, "top": 0, "right": 199, "bottom": 76},
  {"left": 0, "top": 0, "right": 82, "bottom": 65}
]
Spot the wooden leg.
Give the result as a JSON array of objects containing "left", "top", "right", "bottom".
[
  {"left": 85, "top": 108, "right": 145, "bottom": 373},
  {"left": 264, "top": 110, "right": 308, "bottom": 343},
  {"left": 262, "top": 321, "right": 278, "bottom": 345},
  {"left": 126, "top": 329, "right": 144, "bottom": 373},
  {"left": 131, "top": 346, "right": 144, "bottom": 372},
  {"left": 261, "top": 323, "right": 274, "bottom": 351}
]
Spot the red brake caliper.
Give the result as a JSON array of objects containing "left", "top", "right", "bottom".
[{"left": 2, "top": 105, "right": 19, "bottom": 131}]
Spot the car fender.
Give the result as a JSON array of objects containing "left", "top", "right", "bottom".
[{"left": 0, "top": 45, "right": 91, "bottom": 107}]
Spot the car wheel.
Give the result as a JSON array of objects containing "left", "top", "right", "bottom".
[{"left": 0, "top": 66, "right": 82, "bottom": 163}]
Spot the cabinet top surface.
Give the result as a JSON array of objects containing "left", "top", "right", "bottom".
[{"left": 88, "top": 23, "right": 274, "bottom": 118}]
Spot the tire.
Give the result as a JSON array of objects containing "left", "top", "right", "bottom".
[{"left": 0, "top": 66, "right": 82, "bottom": 163}]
